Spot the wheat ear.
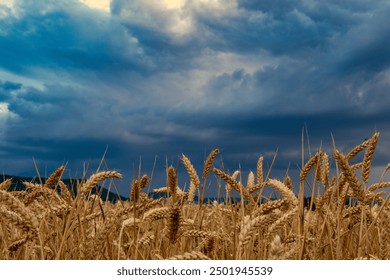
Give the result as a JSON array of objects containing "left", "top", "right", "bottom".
[
  {"left": 168, "top": 251, "right": 211, "bottom": 260},
  {"left": 366, "top": 182, "right": 390, "bottom": 193},
  {"left": 203, "top": 149, "right": 219, "bottom": 179},
  {"left": 269, "top": 235, "right": 284, "bottom": 260},
  {"left": 130, "top": 179, "right": 140, "bottom": 202},
  {"left": 139, "top": 174, "right": 149, "bottom": 189},
  {"left": 346, "top": 138, "right": 371, "bottom": 160},
  {"left": 181, "top": 154, "right": 200, "bottom": 203},
  {"left": 225, "top": 170, "right": 240, "bottom": 193},
  {"left": 44, "top": 165, "right": 65, "bottom": 189},
  {"left": 257, "top": 156, "right": 264, "bottom": 185},
  {"left": 379, "top": 208, "right": 390, "bottom": 259},
  {"left": 246, "top": 171, "right": 255, "bottom": 191},
  {"left": 167, "top": 166, "right": 177, "bottom": 199},
  {"left": 333, "top": 150, "right": 365, "bottom": 203},
  {"left": 267, "top": 179, "right": 298, "bottom": 206},
  {"left": 82, "top": 171, "right": 122, "bottom": 195},
  {"left": 321, "top": 152, "right": 330, "bottom": 189},
  {"left": 0, "top": 206, "right": 38, "bottom": 236},
  {"left": 0, "top": 178, "right": 12, "bottom": 191},
  {"left": 58, "top": 180, "right": 73, "bottom": 203},
  {"left": 283, "top": 175, "right": 293, "bottom": 190},
  {"left": 143, "top": 207, "right": 169, "bottom": 221},
  {"left": 362, "top": 132, "right": 379, "bottom": 185},
  {"left": 213, "top": 168, "right": 254, "bottom": 205},
  {"left": 0, "top": 190, "right": 39, "bottom": 231},
  {"left": 167, "top": 204, "right": 182, "bottom": 244},
  {"left": 300, "top": 151, "right": 323, "bottom": 182},
  {"left": 252, "top": 199, "right": 286, "bottom": 216},
  {"left": 181, "top": 229, "right": 216, "bottom": 239},
  {"left": 238, "top": 212, "right": 280, "bottom": 248},
  {"left": 8, "top": 234, "right": 33, "bottom": 251},
  {"left": 267, "top": 206, "right": 298, "bottom": 237}
]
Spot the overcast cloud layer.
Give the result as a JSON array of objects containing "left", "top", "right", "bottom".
[{"left": 1, "top": 0, "right": 390, "bottom": 196}]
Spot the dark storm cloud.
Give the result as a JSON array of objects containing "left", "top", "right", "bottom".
[
  {"left": 1, "top": 0, "right": 390, "bottom": 195},
  {"left": 0, "top": 0, "right": 151, "bottom": 76},
  {"left": 0, "top": 80, "right": 22, "bottom": 91},
  {"left": 187, "top": 0, "right": 365, "bottom": 56}
]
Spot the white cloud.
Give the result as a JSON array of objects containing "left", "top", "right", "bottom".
[
  {"left": 111, "top": 0, "right": 194, "bottom": 36},
  {"left": 162, "top": 0, "right": 185, "bottom": 10},
  {"left": 0, "top": 0, "right": 14, "bottom": 8},
  {"left": 111, "top": 0, "right": 240, "bottom": 38},
  {"left": 0, "top": 102, "right": 9, "bottom": 115},
  {"left": 0, "top": 0, "right": 15, "bottom": 19},
  {"left": 79, "top": 0, "right": 110, "bottom": 12},
  {"left": 0, "top": 102, "right": 18, "bottom": 138}
]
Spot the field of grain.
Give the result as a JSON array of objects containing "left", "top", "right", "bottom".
[{"left": 0, "top": 132, "right": 389, "bottom": 260}]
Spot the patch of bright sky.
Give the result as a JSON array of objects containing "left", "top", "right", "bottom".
[
  {"left": 0, "top": 102, "right": 18, "bottom": 130},
  {"left": 0, "top": 0, "right": 15, "bottom": 18},
  {"left": 79, "top": 0, "right": 184, "bottom": 12},
  {"left": 79, "top": 0, "right": 111, "bottom": 12},
  {"left": 0, "top": 102, "right": 9, "bottom": 116},
  {"left": 0, "top": 102, "right": 9, "bottom": 137},
  {"left": 77, "top": 0, "right": 237, "bottom": 37},
  {"left": 189, "top": 50, "right": 276, "bottom": 93},
  {"left": 162, "top": 0, "right": 185, "bottom": 9},
  {"left": 0, "top": 0, "right": 14, "bottom": 8},
  {"left": 162, "top": 0, "right": 236, "bottom": 36},
  {"left": 78, "top": 0, "right": 191, "bottom": 35},
  {"left": 1, "top": 0, "right": 185, "bottom": 13}
]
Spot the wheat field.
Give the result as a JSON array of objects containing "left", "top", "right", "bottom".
[{"left": 0, "top": 132, "right": 389, "bottom": 260}]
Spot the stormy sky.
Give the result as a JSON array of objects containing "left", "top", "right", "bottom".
[{"left": 1, "top": 0, "right": 390, "bottom": 198}]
